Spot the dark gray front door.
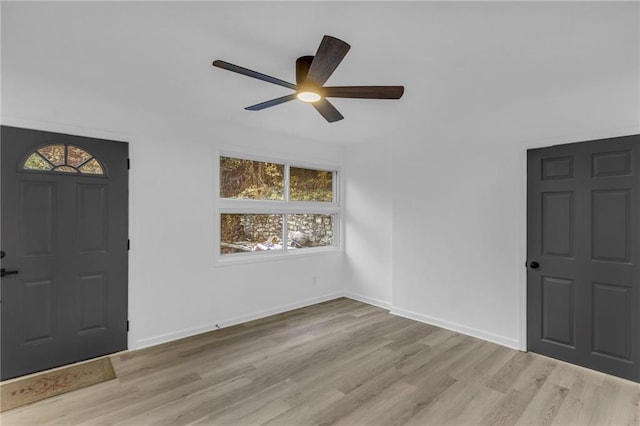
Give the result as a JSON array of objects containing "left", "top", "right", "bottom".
[
  {"left": 1, "top": 126, "right": 128, "bottom": 380},
  {"left": 527, "top": 134, "right": 639, "bottom": 381}
]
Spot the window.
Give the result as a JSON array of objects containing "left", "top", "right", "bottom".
[
  {"left": 22, "top": 144, "right": 104, "bottom": 175},
  {"left": 217, "top": 154, "right": 340, "bottom": 260}
]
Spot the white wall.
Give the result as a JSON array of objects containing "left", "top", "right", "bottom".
[
  {"left": 344, "top": 138, "right": 393, "bottom": 307},
  {"left": 388, "top": 2, "right": 640, "bottom": 349},
  {"left": 339, "top": 2, "right": 639, "bottom": 350},
  {"left": 2, "top": 99, "right": 345, "bottom": 350},
  {"left": 3, "top": 1, "right": 639, "bottom": 353},
  {"left": 1, "top": 0, "right": 351, "bottom": 352}
]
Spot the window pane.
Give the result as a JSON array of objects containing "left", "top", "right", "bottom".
[
  {"left": 79, "top": 158, "right": 104, "bottom": 175},
  {"left": 23, "top": 152, "right": 53, "bottom": 171},
  {"left": 38, "top": 144, "right": 65, "bottom": 166},
  {"left": 67, "top": 145, "right": 92, "bottom": 167},
  {"left": 53, "top": 165, "right": 78, "bottom": 173},
  {"left": 220, "top": 156, "right": 284, "bottom": 200},
  {"left": 220, "top": 214, "right": 283, "bottom": 254},
  {"left": 290, "top": 167, "right": 333, "bottom": 202},
  {"left": 287, "top": 214, "right": 334, "bottom": 248}
]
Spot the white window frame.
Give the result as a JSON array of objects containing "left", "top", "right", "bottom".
[{"left": 215, "top": 149, "right": 342, "bottom": 265}]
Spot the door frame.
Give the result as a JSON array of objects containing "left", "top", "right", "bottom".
[
  {"left": 519, "top": 130, "right": 640, "bottom": 353},
  {"left": 1, "top": 116, "right": 134, "bottom": 350}
]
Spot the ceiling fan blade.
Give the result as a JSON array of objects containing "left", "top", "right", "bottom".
[
  {"left": 323, "top": 86, "right": 405, "bottom": 99},
  {"left": 312, "top": 98, "right": 344, "bottom": 123},
  {"left": 213, "top": 60, "right": 297, "bottom": 90},
  {"left": 296, "top": 56, "right": 314, "bottom": 85},
  {"left": 245, "top": 94, "right": 298, "bottom": 111},
  {"left": 305, "top": 36, "right": 351, "bottom": 87}
]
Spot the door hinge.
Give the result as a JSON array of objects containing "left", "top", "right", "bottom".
[
  {"left": 127, "top": 320, "right": 130, "bottom": 332},
  {"left": 127, "top": 158, "right": 130, "bottom": 170},
  {"left": 128, "top": 239, "right": 130, "bottom": 250}
]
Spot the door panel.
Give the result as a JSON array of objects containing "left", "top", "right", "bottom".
[
  {"left": 541, "top": 276, "right": 575, "bottom": 347},
  {"left": 20, "top": 278, "right": 55, "bottom": 344},
  {"left": 592, "top": 150, "right": 631, "bottom": 177},
  {"left": 77, "top": 273, "right": 108, "bottom": 334},
  {"left": 591, "top": 190, "right": 630, "bottom": 262},
  {"left": 527, "top": 134, "right": 639, "bottom": 382},
  {"left": 592, "top": 282, "right": 631, "bottom": 361},
  {"left": 542, "top": 156, "right": 574, "bottom": 180},
  {"left": 541, "top": 191, "right": 574, "bottom": 257},
  {"left": 20, "top": 181, "right": 56, "bottom": 256},
  {"left": 1, "top": 125, "right": 128, "bottom": 380},
  {"left": 77, "top": 183, "right": 109, "bottom": 252}
]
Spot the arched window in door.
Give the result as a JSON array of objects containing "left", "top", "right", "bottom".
[{"left": 22, "top": 144, "right": 105, "bottom": 175}]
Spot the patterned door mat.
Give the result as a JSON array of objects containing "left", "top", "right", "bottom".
[{"left": 0, "top": 357, "right": 116, "bottom": 412}]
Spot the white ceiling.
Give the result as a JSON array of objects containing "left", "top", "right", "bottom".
[{"left": 2, "top": 1, "right": 638, "bottom": 144}]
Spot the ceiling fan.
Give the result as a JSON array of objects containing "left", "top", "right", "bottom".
[{"left": 212, "top": 35, "right": 404, "bottom": 123}]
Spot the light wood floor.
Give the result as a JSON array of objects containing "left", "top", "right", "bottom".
[{"left": 2, "top": 298, "right": 640, "bottom": 425}]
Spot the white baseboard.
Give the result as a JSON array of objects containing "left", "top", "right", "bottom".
[
  {"left": 133, "top": 292, "right": 520, "bottom": 353},
  {"left": 134, "top": 291, "right": 345, "bottom": 350},
  {"left": 343, "top": 292, "right": 391, "bottom": 310},
  {"left": 390, "top": 305, "right": 520, "bottom": 350}
]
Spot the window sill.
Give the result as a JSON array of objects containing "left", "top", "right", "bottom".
[{"left": 214, "top": 245, "right": 343, "bottom": 267}]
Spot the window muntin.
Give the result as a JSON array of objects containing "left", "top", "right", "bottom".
[
  {"left": 218, "top": 154, "right": 340, "bottom": 259},
  {"left": 219, "top": 156, "right": 284, "bottom": 200},
  {"left": 23, "top": 144, "right": 104, "bottom": 175}
]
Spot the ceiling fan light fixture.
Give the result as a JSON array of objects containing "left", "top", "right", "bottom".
[
  {"left": 297, "top": 91, "right": 321, "bottom": 103},
  {"left": 212, "top": 35, "right": 404, "bottom": 122}
]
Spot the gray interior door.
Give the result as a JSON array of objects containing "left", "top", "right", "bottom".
[
  {"left": 1, "top": 126, "right": 128, "bottom": 380},
  {"left": 527, "top": 134, "right": 639, "bottom": 382}
]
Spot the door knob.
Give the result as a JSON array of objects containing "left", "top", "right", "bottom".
[
  {"left": 529, "top": 261, "right": 540, "bottom": 269},
  {"left": 1, "top": 268, "right": 19, "bottom": 278}
]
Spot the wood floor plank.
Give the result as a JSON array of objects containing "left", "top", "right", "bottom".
[
  {"left": 397, "top": 333, "right": 467, "bottom": 375},
  {"left": 394, "top": 370, "right": 458, "bottom": 425},
  {"left": 583, "top": 375, "right": 640, "bottom": 426},
  {"left": 514, "top": 381, "right": 569, "bottom": 426},
  {"left": 332, "top": 347, "right": 401, "bottom": 394},
  {"left": 402, "top": 335, "right": 479, "bottom": 385},
  {"left": 551, "top": 370, "right": 604, "bottom": 426},
  {"left": 449, "top": 342, "right": 515, "bottom": 387},
  {"left": 405, "top": 379, "right": 504, "bottom": 426},
  {"left": 114, "top": 375, "right": 253, "bottom": 425},
  {"left": 511, "top": 355, "right": 557, "bottom": 396},
  {"left": 308, "top": 366, "right": 405, "bottom": 425},
  {"left": 84, "top": 365, "right": 256, "bottom": 425},
  {"left": 486, "top": 351, "right": 536, "bottom": 394},
  {"left": 263, "top": 388, "right": 345, "bottom": 425},
  {"left": 2, "top": 297, "right": 640, "bottom": 426},
  {"left": 479, "top": 389, "right": 533, "bottom": 426},
  {"left": 333, "top": 378, "right": 417, "bottom": 426},
  {"left": 190, "top": 378, "right": 296, "bottom": 425},
  {"left": 423, "top": 337, "right": 491, "bottom": 382}
]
